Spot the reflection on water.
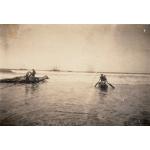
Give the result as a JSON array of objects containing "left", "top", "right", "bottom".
[
  {"left": 0, "top": 72, "right": 150, "bottom": 125},
  {"left": 24, "top": 84, "right": 40, "bottom": 105}
]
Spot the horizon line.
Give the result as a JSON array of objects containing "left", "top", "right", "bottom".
[{"left": 0, "top": 68, "right": 150, "bottom": 75}]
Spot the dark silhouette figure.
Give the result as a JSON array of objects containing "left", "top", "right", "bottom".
[
  {"left": 100, "top": 74, "right": 107, "bottom": 82},
  {"left": 25, "top": 69, "right": 38, "bottom": 83},
  {"left": 95, "top": 74, "right": 107, "bottom": 87}
]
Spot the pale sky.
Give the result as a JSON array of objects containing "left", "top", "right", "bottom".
[{"left": 0, "top": 24, "right": 150, "bottom": 73}]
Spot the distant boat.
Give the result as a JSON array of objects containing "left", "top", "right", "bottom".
[{"left": 49, "top": 66, "right": 60, "bottom": 72}]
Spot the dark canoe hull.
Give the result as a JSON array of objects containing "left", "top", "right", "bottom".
[
  {"left": 98, "top": 82, "right": 108, "bottom": 91},
  {"left": 0, "top": 75, "right": 49, "bottom": 84}
]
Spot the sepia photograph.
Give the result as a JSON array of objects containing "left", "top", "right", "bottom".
[{"left": 0, "top": 24, "right": 150, "bottom": 126}]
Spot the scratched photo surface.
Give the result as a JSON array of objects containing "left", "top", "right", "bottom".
[{"left": 0, "top": 24, "right": 150, "bottom": 126}]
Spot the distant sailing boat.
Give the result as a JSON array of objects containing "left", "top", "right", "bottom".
[{"left": 51, "top": 66, "right": 60, "bottom": 72}]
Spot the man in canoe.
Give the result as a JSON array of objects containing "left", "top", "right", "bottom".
[
  {"left": 95, "top": 74, "right": 107, "bottom": 87},
  {"left": 25, "top": 69, "right": 38, "bottom": 82},
  {"left": 95, "top": 74, "right": 115, "bottom": 89},
  {"left": 100, "top": 74, "right": 107, "bottom": 83}
]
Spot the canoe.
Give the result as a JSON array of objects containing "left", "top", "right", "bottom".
[
  {"left": 0, "top": 75, "right": 49, "bottom": 84},
  {"left": 98, "top": 82, "right": 108, "bottom": 91}
]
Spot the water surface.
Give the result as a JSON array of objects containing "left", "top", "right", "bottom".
[{"left": 0, "top": 71, "right": 150, "bottom": 125}]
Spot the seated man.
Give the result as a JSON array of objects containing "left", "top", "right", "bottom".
[
  {"left": 95, "top": 74, "right": 107, "bottom": 87},
  {"left": 25, "top": 69, "right": 37, "bottom": 82},
  {"left": 31, "top": 69, "right": 36, "bottom": 77},
  {"left": 100, "top": 74, "right": 107, "bottom": 83}
]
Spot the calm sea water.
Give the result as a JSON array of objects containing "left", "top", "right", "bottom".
[{"left": 0, "top": 71, "right": 150, "bottom": 125}]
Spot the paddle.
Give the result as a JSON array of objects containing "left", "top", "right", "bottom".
[
  {"left": 107, "top": 82, "right": 115, "bottom": 89},
  {"left": 94, "top": 78, "right": 101, "bottom": 87},
  {"left": 94, "top": 81, "right": 99, "bottom": 87}
]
